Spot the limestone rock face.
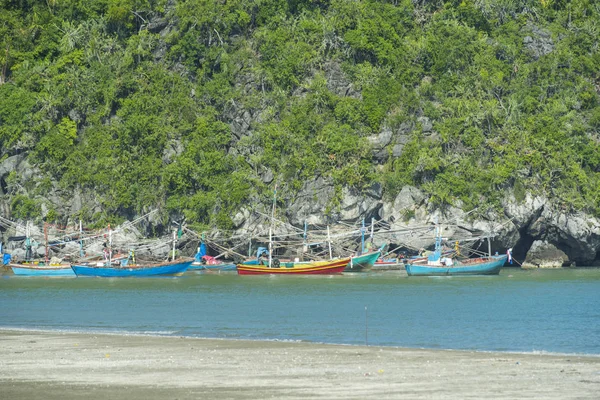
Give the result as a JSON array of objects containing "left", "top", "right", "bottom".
[
  {"left": 523, "top": 23, "right": 554, "bottom": 60},
  {"left": 502, "top": 193, "right": 600, "bottom": 264},
  {"left": 136, "top": 241, "right": 171, "bottom": 259},
  {"left": 0, "top": 154, "right": 26, "bottom": 178},
  {"left": 10, "top": 248, "right": 26, "bottom": 260},
  {"left": 537, "top": 212, "right": 600, "bottom": 264},
  {"left": 522, "top": 240, "right": 569, "bottom": 268},
  {"left": 336, "top": 185, "right": 381, "bottom": 222},
  {"left": 285, "top": 177, "right": 336, "bottom": 227},
  {"left": 379, "top": 186, "right": 438, "bottom": 250},
  {"left": 502, "top": 193, "right": 547, "bottom": 229},
  {"left": 323, "top": 61, "right": 360, "bottom": 99}
]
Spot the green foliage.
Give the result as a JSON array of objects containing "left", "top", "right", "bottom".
[
  {"left": 34, "top": 117, "right": 78, "bottom": 175},
  {"left": 1, "top": 0, "right": 600, "bottom": 226},
  {"left": 11, "top": 195, "right": 41, "bottom": 219},
  {"left": 400, "top": 208, "right": 416, "bottom": 223},
  {"left": 0, "top": 84, "right": 36, "bottom": 147},
  {"left": 44, "top": 208, "right": 59, "bottom": 222}
]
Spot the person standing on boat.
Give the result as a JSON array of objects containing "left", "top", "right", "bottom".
[
  {"left": 25, "top": 237, "right": 33, "bottom": 261},
  {"left": 256, "top": 247, "right": 269, "bottom": 266},
  {"left": 129, "top": 249, "right": 136, "bottom": 265},
  {"left": 103, "top": 242, "right": 110, "bottom": 261}
]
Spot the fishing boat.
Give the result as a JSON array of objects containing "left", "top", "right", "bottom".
[
  {"left": 405, "top": 229, "right": 507, "bottom": 276},
  {"left": 9, "top": 261, "right": 75, "bottom": 277},
  {"left": 342, "top": 221, "right": 385, "bottom": 272},
  {"left": 71, "top": 258, "right": 193, "bottom": 277},
  {"left": 405, "top": 255, "right": 507, "bottom": 276},
  {"left": 345, "top": 249, "right": 381, "bottom": 272},
  {"left": 236, "top": 257, "right": 349, "bottom": 275},
  {"left": 189, "top": 241, "right": 236, "bottom": 271},
  {"left": 189, "top": 257, "right": 237, "bottom": 272},
  {"left": 241, "top": 247, "right": 380, "bottom": 272},
  {"left": 373, "top": 258, "right": 406, "bottom": 271},
  {"left": 71, "top": 223, "right": 193, "bottom": 277},
  {"left": 4, "top": 223, "right": 75, "bottom": 276}
]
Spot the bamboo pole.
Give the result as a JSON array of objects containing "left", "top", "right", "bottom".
[
  {"left": 108, "top": 224, "right": 112, "bottom": 267},
  {"left": 44, "top": 222, "right": 48, "bottom": 264},
  {"left": 327, "top": 226, "right": 332, "bottom": 259},
  {"left": 172, "top": 230, "right": 177, "bottom": 261},
  {"left": 79, "top": 220, "right": 84, "bottom": 258}
]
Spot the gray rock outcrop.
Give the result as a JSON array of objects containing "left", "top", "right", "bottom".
[{"left": 522, "top": 240, "right": 569, "bottom": 268}]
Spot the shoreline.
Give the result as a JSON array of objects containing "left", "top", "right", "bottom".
[
  {"left": 1, "top": 329, "right": 599, "bottom": 399},
  {"left": 1, "top": 326, "right": 599, "bottom": 358}
]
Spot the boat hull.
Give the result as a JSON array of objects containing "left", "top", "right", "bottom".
[
  {"left": 71, "top": 260, "right": 192, "bottom": 277},
  {"left": 9, "top": 263, "right": 75, "bottom": 277},
  {"left": 345, "top": 251, "right": 380, "bottom": 272},
  {"left": 189, "top": 262, "right": 237, "bottom": 271},
  {"left": 373, "top": 260, "right": 406, "bottom": 271},
  {"left": 236, "top": 258, "right": 349, "bottom": 275},
  {"left": 405, "top": 255, "right": 507, "bottom": 276}
]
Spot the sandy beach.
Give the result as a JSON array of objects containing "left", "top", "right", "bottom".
[{"left": 1, "top": 330, "right": 599, "bottom": 399}]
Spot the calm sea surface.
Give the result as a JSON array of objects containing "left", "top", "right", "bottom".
[{"left": 1, "top": 268, "right": 599, "bottom": 354}]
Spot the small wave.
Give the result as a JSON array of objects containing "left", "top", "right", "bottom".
[{"left": 0, "top": 326, "right": 179, "bottom": 338}]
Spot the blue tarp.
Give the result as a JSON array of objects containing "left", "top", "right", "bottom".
[
  {"left": 2, "top": 253, "right": 11, "bottom": 265},
  {"left": 256, "top": 247, "right": 269, "bottom": 258},
  {"left": 194, "top": 243, "right": 207, "bottom": 262}
]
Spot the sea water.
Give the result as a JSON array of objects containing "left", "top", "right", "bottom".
[{"left": 1, "top": 268, "right": 599, "bottom": 354}]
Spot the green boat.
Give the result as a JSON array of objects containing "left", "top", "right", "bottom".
[{"left": 344, "top": 249, "right": 381, "bottom": 272}]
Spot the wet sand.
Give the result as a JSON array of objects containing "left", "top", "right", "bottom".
[{"left": 1, "top": 329, "right": 599, "bottom": 399}]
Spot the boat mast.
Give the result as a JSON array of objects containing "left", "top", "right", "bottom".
[
  {"left": 487, "top": 236, "right": 492, "bottom": 257},
  {"left": 268, "top": 227, "right": 272, "bottom": 267},
  {"left": 44, "top": 222, "right": 48, "bottom": 264},
  {"left": 360, "top": 218, "right": 365, "bottom": 255},
  {"left": 24, "top": 221, "right": 30, "bottom": 261},
  {"left": 79, "top": 220, "right": 84, "bottom": 258},
  {"left": 269, "top": 184, "right": 277, "bottom": 268},
  {"left": 303, "top": 220, "right": 308, "bottom": 261},
  {"left": 370, "top": 217, "right": 374, "bottom": 249},
  {"left": 172, "top": 229, "right": 177, "bottom": 261},
  {"left": 108, "top": 223, "right": 112, "bottom": 266},
  {"left": 432, "top": 218, "right": 442, "bottom": 262},
  {"left": 327, "top": 226, "right": 332, "bottom": 259}
]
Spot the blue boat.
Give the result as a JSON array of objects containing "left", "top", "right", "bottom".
[
  {"left": 189, "top": 261, "right": 237, "bottom": 272},
  {"left": 405, "top": 255, "right": 507, "bottom": 276},
  {"left": 190, "top": 240, "right": 237, "bottom": 271},
  {"left": 71, "top": 259, "right": 192, "bottom": 277},
  {"left": 405, "top": 228, "right": 508, "bottom": 276},
  {"left": 9, "top": 262, "right": 75, "bottom": 277}
]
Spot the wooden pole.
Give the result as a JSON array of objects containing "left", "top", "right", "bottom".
[
  {"left": 370, "top": 217, "right": 374, "bottom": 248},
  {"left": 108, "top": 223, "right": 112, "bottom": 266},
  {"left": 172, "top": 230, "right": 177, "bottom": 261},
  {"left": 361, "top": 219, "right": 365, "bottom": 255},
  {"left": 269, "top": 184, "right": 277, "bottom": 267},
  {"left": 327, "top": 226, "right": 332, "bottom": 260},
  {"left": 44, "top": 222, "right": 48, "bottom": 264},
  {"left": 303, "top": 220, "right": 308, "bottom": 261},
  {"left": 268, "top": 227, "right": 272, "bottom": 268},
  {"left": 365, "top": 306, "right": 368, "bottom": 346},
  {"left": 79, "top": 220, "right": 84, "bottom": 258}
]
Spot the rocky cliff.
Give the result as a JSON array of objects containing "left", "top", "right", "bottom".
[
  {"left": 3, "top": 146, "right": 600, "bottom": 267},
  {"left": 2, "top": 2, "right": 599, "bottom": 268}
]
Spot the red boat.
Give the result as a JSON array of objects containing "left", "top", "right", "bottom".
[{"left": 236, "top": 258, "right": 350, "bottom": 275}]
